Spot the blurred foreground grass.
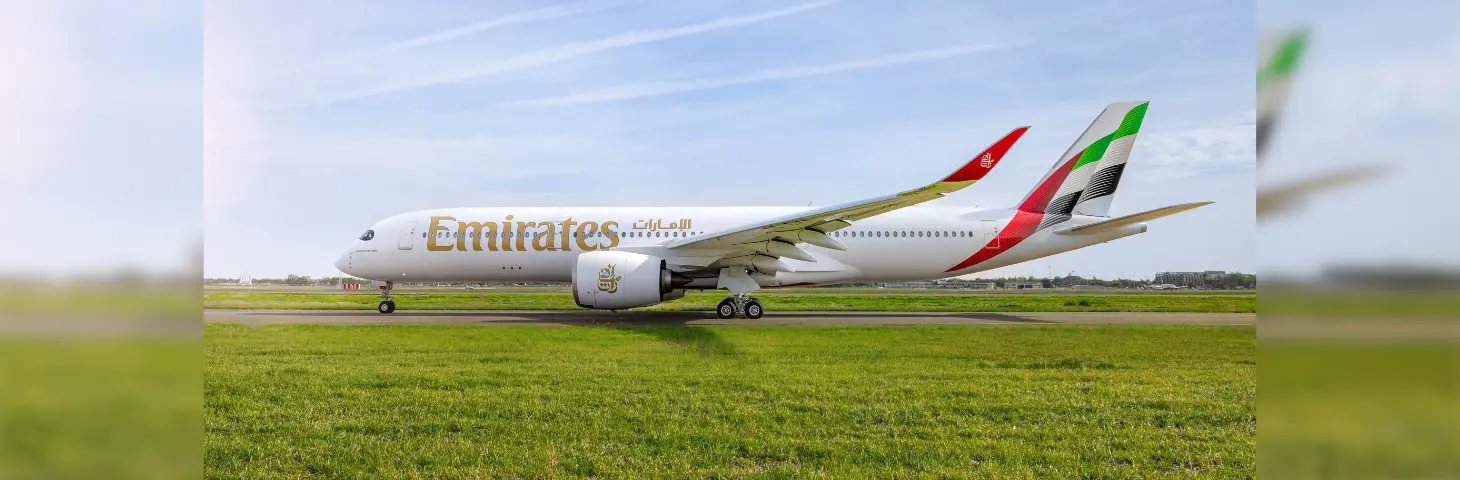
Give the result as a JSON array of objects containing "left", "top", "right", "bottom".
[
  {"left": 1260, "top": 288, "right": 1460, "bottom": 477},
  {"left": 0, "top": 283, "right": 201, "bottom": 479},
  {"left": 0, "top": 338, "right": 201, "bottom": 479}
]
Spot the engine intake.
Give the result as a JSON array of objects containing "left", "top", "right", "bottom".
[{"left": 572, "top": 251, "right": 691, "bottom": 309}]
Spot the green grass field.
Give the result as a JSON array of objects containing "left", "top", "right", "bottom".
[
  {"left": 205, "top": 291, "right": 1255, "bottom": 313},
  {"left": 205, "top": 324, "right": 1255, "bottom": 478}
]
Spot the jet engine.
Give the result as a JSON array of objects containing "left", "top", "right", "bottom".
[{"left": 572, "top": 251, "right": 692, "bottom": 309}]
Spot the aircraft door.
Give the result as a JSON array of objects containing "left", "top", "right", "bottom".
[
  {"left": 982, "top": 220, "right": 999, "bottom": 249},
  {"left": 398, "top": 221, "right": 417, "bottom": 250}
]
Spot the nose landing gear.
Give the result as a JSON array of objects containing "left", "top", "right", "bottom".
[
  {"left": 377, "top": 281, "right": 396, "bottom": 314},
  {"left": 715, "top": 294, "right": 763, "bottom": 319}
]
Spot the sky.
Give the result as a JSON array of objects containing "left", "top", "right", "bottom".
[
  {"left": 0, "top": 0, "right": 199, "bottom": 278},
  {"left": 1257, "top": 0, "right": 1460, "bottom": 277},
  {"left": 198, "top": 0, "right": 1257, "bottom": 280}
]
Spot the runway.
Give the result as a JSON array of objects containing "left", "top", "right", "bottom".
[{"left": 205, "top": 309, "right": 1254, "bottom": 327}]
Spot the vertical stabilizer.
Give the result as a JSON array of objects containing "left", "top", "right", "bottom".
[
  {"left": 1021, "top": 101, "right": 1149, "bottom": 228},
  {"left": 1069, "top": 102, "right": 1149, "bottom": 217}
]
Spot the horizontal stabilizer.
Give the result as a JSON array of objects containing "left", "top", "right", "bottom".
[
  {"left": 1257, "top": 165, "right": 1382, "bottom": 219},
  {"left": 1054, "top": 202, "right": 1213, "bottom": 235}
]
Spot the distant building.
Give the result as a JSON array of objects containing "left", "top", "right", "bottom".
[
  {"left": 966, "top": 282, "right": 996, "bottom": 289},
  {"left": 1154, "top": 272, "right": 1206, "bottom": 288}
]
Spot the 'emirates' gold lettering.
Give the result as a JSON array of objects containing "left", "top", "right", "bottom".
[
  {"left": 427, "top": 216, "right": 456, "bottom": 251},
  {"left": 574, "top": 221, "right": 600, "bottom": 251},
  {"left": 600, "top": 221, "right": 621, "bottom": 249},
  {"left": 457, "top": 221, "right": 498, "bottom": 251},
  {"left": 533, "top": 222, "right": 559, "bottom": 251},
  {"left": 424, "top": 215, "right": 647, "bottom": 253}
]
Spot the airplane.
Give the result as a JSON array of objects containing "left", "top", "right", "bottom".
[{"left": 335, "top": 100, "right": 1213, "bottom": 318}]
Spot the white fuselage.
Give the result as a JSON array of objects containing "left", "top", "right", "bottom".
[{"left": 336, "top": 206, "right": 1145, "bottom": 287}]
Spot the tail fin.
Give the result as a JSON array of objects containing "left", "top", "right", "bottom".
[
  {"left": 1017, "top": 101, "right": 1149, "bottom": 228},
  {"left": 1257, "top": 29, "right": 1308, "bottom": 158},
  {"left": 1069, "top": 102, "right": 1148, "bottom": 217}
]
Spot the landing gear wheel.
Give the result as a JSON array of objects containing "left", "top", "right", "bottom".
[
  {"left": 378, "top": 300, "right": 396, "bottom": 314},
  {"left": 716, "top": 299, "right": 736, "bottom": 319},
  {"left": 744, "top": 299, "right": 764, "bottom": 319}
]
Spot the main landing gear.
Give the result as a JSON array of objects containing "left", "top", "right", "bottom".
[
  {"left": 377, "top": 281, "right": 396, "bottom": 314},
  {"left": 716, "top": 294, "right": 763, "bottom": 319}
]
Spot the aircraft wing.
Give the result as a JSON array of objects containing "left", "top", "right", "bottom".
[{"left": 653, "top": 126, "right": 1029, "bottom": 270}]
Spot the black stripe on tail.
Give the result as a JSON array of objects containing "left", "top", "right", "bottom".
[
  {"left": 1081, "top": 164, "right": 1126, "bottom": 202},
  {"left": 1037, "top": 191, "right": 1082, "bottom": 230}
]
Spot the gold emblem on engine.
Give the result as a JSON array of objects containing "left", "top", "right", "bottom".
[{"left": 597, "top": 264, "right": 621, "bottom": 293}]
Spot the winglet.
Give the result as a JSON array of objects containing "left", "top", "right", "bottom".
[{"left": 939, "top": 126, "right": 1030, "bottom": 184}]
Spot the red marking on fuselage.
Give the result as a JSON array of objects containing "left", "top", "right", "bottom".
[{"left": 944, "top": 150, "right": 1083, "bottom": 272}]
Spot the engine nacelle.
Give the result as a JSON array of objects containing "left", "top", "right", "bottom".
[{"left": 572, "top": 251, "right": 691, "bottom": 309}]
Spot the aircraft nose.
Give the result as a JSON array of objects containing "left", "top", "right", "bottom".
[{"left": 334, "top": 251, "right": 351, "bottom": 273}]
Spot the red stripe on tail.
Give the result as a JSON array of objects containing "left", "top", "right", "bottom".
[{"left": 944, "top": 152, "right": 1082, "bottom": 272}]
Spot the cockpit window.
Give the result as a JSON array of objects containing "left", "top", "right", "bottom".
[{"left": 359, "top": 230, "right": 374, "bottom": 241}]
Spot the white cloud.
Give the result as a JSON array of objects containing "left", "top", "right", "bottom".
[
  {"left": 509, "top": 43, "right": 1023, "bottom": 107},
  {"left": 1137, "top": 115, "right": 1257, "bottom": 180},
  {"left": 316, "top": 0, "right": 644, "bottom": 69},
  {"left": 289, "top": 0, "right": 844, "bottom": 108}
]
